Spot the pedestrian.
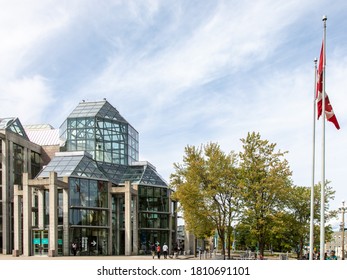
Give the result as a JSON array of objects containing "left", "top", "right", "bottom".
[
  {"left": 163, "top": 243, "right": 168, "bottom": 259},
  {"left": 151, "top": 242, "right": 156, "bottom": 259},
  {"left": 327, "top": 250, "right": 337, "bottom": 260},
  {"left": 71, "top": 241, "right": 77, "bottom": 256},
  {"left": 156, "top": 243, "right": 161, "bottom": 259}
]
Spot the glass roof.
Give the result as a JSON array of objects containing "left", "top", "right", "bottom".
[
  {"left": 97, "top": 162, "right": 128, "bottom": 184},
  {"left": 67, "top": 100, "right": 128, "bottom": 122},
  {"left": 37, "top": 151, "right": 108, "bottom": 181},
  {"left": 121, "top": 162, "right": 168, "bottom": 186},
  {"left": 92, "top": 162, "right": 168, "bottom": 186},
  {"left": 0, "top": 117, "right": 29, "bottom": 140},
  {"left": 36, "top": 152, "right": 167, "bottom": 187}
]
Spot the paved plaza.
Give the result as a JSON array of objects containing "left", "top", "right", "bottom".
[{"left": 0, "top": 253, "right": 198, "bottom": 261}]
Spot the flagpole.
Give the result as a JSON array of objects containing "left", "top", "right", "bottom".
[
  {"left": 309, "top": 58, "right": 317, "bottom": 260},
  {"left": 320, "top": 15, "right": 327, "bottom": 260}
]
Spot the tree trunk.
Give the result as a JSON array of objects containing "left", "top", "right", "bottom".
[
  {"left": 194, "top": 237, "right": 198, "bottom": 258},
  {"left": 227, "top": 229, "right": 231, "bottom": 259}
]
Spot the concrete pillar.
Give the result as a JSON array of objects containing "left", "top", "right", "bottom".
[
  {"left": 115, "top": 196, "right": 121, "bottom": 255},
  {"left": 22, "top": 173, "right": 32, "bottom": 256},
  {"left": 124, "top": 181, "right": 132, "bottom": 256},
  {"left": 48, "top": 172, "right": 58, "bottom": 257},
  {"left": 132, "top": 194, "right": 138, "bottom": 255},
  {"left": 37, "top": 189, "right": 44, "bottom": 229},
  {"left": 62, "top": 187, "right": 69, "bottom": 256},
  {"left": 61, "top": 177, "right": 69, "bottom": 256},
  {"left": 107, "top": 182, "right": 112, "bottom": 256},
  {"left": 1, "top": 138, "right": 9, "bottom": 254},
  {"left": 12, "top": 185, "right": 21, "bottom": 256}
]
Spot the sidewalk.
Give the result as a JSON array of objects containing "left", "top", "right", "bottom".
[{"left": 0, "top": 253, "right": 198, "bottom": 261}]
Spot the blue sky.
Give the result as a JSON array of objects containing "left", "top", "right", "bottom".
[{"left": 1, "top": 0, "right": 347, "bottom": 228}]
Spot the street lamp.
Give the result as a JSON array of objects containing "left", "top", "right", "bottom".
[{"left": 339, "top": 201, "right": 347, "bottom": 260}]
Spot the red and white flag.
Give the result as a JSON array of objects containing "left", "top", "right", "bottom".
[{"left": 316, "top": 41, "right": 340, "bottom": 130}]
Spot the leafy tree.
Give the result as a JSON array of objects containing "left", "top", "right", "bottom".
[
  {"left": 311, "top": 181, "right": 337, "bottom": 256},
  {"left": 238, "top": 132, "right": 292, "bottom": 257},
  {"left": 170, "top": 143, "right": 241, "bottom": 258},
  {"left": 170, "top": 146, "right": 215, "bottom": 241},
  {"left": 234, "top": 182, "right": 336, "bottom": 258}
]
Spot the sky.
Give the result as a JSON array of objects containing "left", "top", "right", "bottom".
[{"left": 1, "top": 0, "right": 347, "bottom": 229}]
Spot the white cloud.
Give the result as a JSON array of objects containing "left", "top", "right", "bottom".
[
  {"left": 0, "top": 75, "right": 55, "bottom": 124},
  {"left": 0, "top": 1, "right": 70, "bottom": 78}
]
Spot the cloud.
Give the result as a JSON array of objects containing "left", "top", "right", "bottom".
[
  {"left": 0, "top": 75, "right": 55, "bottom": 124},
  {"left": 0, "top": 1, "right": 70, "bottom": 77}
]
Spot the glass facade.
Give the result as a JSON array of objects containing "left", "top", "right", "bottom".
[
  {"left": 69, "top": 177, "right": 109, "bottom": 256},
  {"left": 138, "top": 186, "right": 170, "bottom": 254},
  {"left": 60, "top": 101, "right": 139, "bottom": 165},
  {"left": 69, "top": 227, "right": 109, "bottom": 256},
  {"left": 31, "top": 151, "right": 41, "bottom": 179},
  {"left": 111, "top": 195, "right": 125, "bottom": 255},
  {"left": 0, "top": 118, "right": 28, "bottom": 139},
  {"left": 13, "top": 143, "right": 24, "bottom": 185}
]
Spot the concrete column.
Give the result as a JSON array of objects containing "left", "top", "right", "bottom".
[
  {"left": 107, "top": 182, "right": 112, "bottom": 256},
  {"left": 7, "top": 141, "right": 14, "bottom": 254},
  {"left": 62, "top": 187, "right": 69, "bottom": 256},
  {"left": 61, "top": 177, "right": 69, "bottom": 256},
  {"left": 115, "top": 196, "right": 121, "bottom": 255},
  {"left": 124, "top": 181, "right": 132, "bottom": 256},
  {"left": 48, "top": 172, "right": 58, "bottom": 257},
  {"left": 132, "top": 192, "right": 138, "bottom": 255},
  {"left": 12, "top": 185, "right": 21, "bottom": 256},
  {"left": 37, "top": 189, "right": 44, "bottom": 229},
  {"left": 22, "top": 173, "right": 32, "bottom": 256},
  {"left": 1, "top": 138, "right": 9, "bottom": 254}
]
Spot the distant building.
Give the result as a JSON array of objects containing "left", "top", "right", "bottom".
[
  {"left": 0, "top": 100, "right": 177, "bottom": 257},
  {"left": 325, "top": 231, "right": 347, "bottom": 259}
]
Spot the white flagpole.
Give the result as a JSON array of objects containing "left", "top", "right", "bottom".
[
  {"left": 309, "top": 58, "right": 317, "bottom": 260},
  {"left": 320, "top": 15, "right": 327, "bottom": 260}
]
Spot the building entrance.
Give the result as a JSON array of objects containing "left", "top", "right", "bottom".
[{"left": 32, "top": 229, "right": 49, "bottom": 256}]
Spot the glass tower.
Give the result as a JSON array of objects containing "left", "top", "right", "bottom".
[{"left": 60, "top": 100, "right": 139, "bottom": 165}]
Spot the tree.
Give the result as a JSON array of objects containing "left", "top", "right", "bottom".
[
  {"left": 238, "top": 132, "right": 292, "bottom": 257},
  {"left": 170, "top": 143, "right": 241, "bottom": 258},
  {"left": 281, "top": 182, "right": 337, "bottom": 259}
]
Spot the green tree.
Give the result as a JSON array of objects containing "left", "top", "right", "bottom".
[
  {"left": 238, "top": 132, "right": 292, "bottom": 257},
  {"left": 170, "top": 143, "right": 241, "bottom": 258}
]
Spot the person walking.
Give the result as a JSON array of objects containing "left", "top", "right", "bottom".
[
  {"left": 156, "top": 243, "right": 161, "bottom": 259},
  {"left": 163, "top": 243, "right": 168, "bottom": 259},
  {"left": 150, "top": 242, "right": 156, "bottom": 259},
  {"left": 71, "top": 241, "right": 77, "bottom": 256}
]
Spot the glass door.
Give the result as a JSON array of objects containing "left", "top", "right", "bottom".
[{"left": 32, "top": 229, "right": 49, "bottom": 256}]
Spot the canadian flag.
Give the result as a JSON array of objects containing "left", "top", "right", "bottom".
[{"left": 316, "top": 42, "right": 340, "bottom": 130}]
